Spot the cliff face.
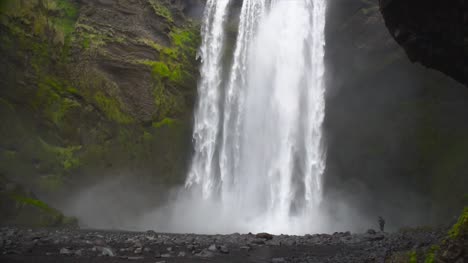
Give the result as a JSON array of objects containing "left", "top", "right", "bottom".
[
  {"left": 325, "top": 0, "right": 468, "bottom": 229},
  {"left": 379, "top": 0, "right": 467, "bottom": 86},
  {"left": 0, "top": 0, "right": 201, "bottom": 217}
]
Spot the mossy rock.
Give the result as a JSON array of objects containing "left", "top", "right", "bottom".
[
  {"left": 448, "top": 207, "right": 468, "bottom": 239},
  {"left": 0, "top": 177, "right": 78, "bottom": 228}
]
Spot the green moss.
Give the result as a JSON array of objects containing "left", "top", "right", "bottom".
[
  {"left": 152, "top": 117, "right": 177, "bottom": 128},
  {"left": 1, "top": 0, "right": 78, "bottom": 45},
  {"left": 76, "top": 23, "right": 125, "bottom": 50},
  {"left": 170, "top": 28, "right": 198, "bottom": 50},
  {"left": 35, "top": 76, "right": 81, "bottom": 127},
  {"left": 139, "top": 38, "right": 163, "bottom": 51},
  {"left": 448, "top": 207, "right": 468, "bottom": 239},
  {"left": 8, "top": 193, "right": 78, "bottom": 227},
  {"left": 424, "top": 245, "right": 439, "bottom": 263},
  {"left": 153, "top": 83, "right": 184, "bottom": 119},
  {"left": 138, "top": 60, "right": 185, "bottom": 86},
  {"left": 143, "top": 131, "right": 153, "bottom": 141},
  {"left": 148, "top": 0, "right": 173, "bottom": 23},
  {"left": 94, "top": 91, "right": 134, "bottom": 124},
  {"left": 151, "top": 61, "right": 171, "bottom": 79},
  {"left": 40, "top": 139, "right": 82, "bottom": 171},
  {"left": 48, "top": 0, "right": 79, "bottom": 43},
  {"left": 52, "top": 0, "right": 79, "bottom": 19},
  {"left": 136, "top": 25, "right": 199, "bottom": 121},
  {"left": 82, "top": 37, "right": 90, "bottom": 49},
  {"left": 0, "top": 0, "right": 197, "bottom": 198},
  {"left": 409, "top": 251, "right": 418, "bottom": 263},
  {"left": 11, "top": 194, "right": 56, "bottom": 214}
]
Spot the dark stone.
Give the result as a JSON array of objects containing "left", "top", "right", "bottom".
[
  {"left": 251, "top": 239, "right": 266, "bottom": 245},
  {"left": 256, "top": 233, "right": 274, "bottom": 240},
  {"left": 59, "top": 248, "right": 73, "bottom": 255},
  {"left": 379, "top": 0, "right": 467, "bottom": 86},
  {"left": 219, "top": 245, "right": 229, "bottom": 254},
  {"left": 272, "top": 258, "right": 286, "bottom": 263}
]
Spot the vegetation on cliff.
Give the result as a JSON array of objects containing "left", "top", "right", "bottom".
[{"left": 0, "top": 0, "right": 201, "bottom": 224}]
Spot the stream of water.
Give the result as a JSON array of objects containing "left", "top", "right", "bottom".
[{"left": 186, "top": 0, "right": 327, "bottom": 234}]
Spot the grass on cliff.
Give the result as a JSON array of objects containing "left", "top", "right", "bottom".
[
  {"left": 402, "top": 208, "right": 467, "bottom": 263},
  {"left": 148, "top": 0, "right": 173, "bottom": 23},
  {"left": 94, "top": 92, "right": 134, "bottom": 124},
  {"left": 138, "top": 22, "right": 200, "bottom": 120},
  {"left": 0, "top": 0, "right": 195, "bottom": 195},
  {"left": 448, "top": 207, "right": 468, "bottom": 239},
  {"left": 8, "top": 193, "right": 78, "bottom": 227}
]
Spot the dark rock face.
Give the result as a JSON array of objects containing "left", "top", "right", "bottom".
[
  {"left": 379, "top": 0, "right": 467, "bottom": 86},
  {"left": 324, "top": 0, "right": 468, "bottom": 230}
]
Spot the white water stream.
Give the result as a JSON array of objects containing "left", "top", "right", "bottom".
[{"left": 185, "top": 0, "right": 327, "bottom": 234}]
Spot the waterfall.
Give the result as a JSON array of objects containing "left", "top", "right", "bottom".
[
  {"left": 185, "top": 0, "right": 327, "bottom": 234},
  {"left": 186, "top": 0, "right": 231, "bottom": 197}
]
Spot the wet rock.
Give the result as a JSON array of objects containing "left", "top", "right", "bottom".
[
  {"left": 94, "top": 238, "right": 106, "bottom": 246},
  {"left": 272, "top": 258, "right": 286, "bottom": 263},
  {"left": 252, "top": 238, "right": 266, "bottom": 245},
  {"left": 134, "top": 240, "right": 143, "bottom": 248},
  {"left": 166, "top": 247, "right": 173, "bottom": 252},
  {"left": 74, "top": 249, "right": 83, "bottom": 256},
  {"left": 220, "top": 245, "right": 229, "bottom": 254},
  {"left": 208, "top": 244, "right": 217, "bottom": 251},
  {"left": 178, "top": 251, "right": 186, "bottom": 257},
  {"left": 59, "top": 248, "right": 73, "bottom": 255},
  {"left": 240, "top": 246, "right": 251, "bottom": 251},
  {"left": 146, "top": 230, "right": 156, "bottom": 235},
  {"left": 256, "top": 232, "right": 274, "bottom": 240},
  {"left": 187, "top": 244, "right": 196, "bottom": 251},
  {"left": 127, "top": 256, "right": 144, "bottom": 260},
  {"left": 134, "top": 247, "right": 142, "bottom": 254},
  {"left": 195, "top": 249, "right": 214, "bottom": 258},
  {"left": 101, "top": 247, "right": 116, "bottom": 257},
  {"left": 161, "top": 253, "right": 171, "bottom": 258},
  {"left": 443, "top": 244, "right": 463, "bottom": 260},
  {"left": 365, "top": 233, "right": 385, "bottom": 241}
]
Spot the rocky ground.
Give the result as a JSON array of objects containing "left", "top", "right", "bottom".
[{"left": 0, "top": 227, "right": 447, "bottom": 263}]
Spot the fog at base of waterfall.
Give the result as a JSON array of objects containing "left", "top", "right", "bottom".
[{"left": 148, "top": 0, "right": 329, "bottom": 235}]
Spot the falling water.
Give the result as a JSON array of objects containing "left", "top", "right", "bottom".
[
  {"left": 185, "top": 0, "right": 327, "bottom": 234},
  {"left": 186, "top": 0, "right": 232, "bottom": 197}
]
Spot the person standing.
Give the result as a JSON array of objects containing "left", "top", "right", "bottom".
[{"left": 378, "top": 216, "right": 385, "bottom": 232}]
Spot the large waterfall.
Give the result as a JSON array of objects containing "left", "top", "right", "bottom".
[{"left": 185, "top": 0, "right": 327, "bottom": 234}]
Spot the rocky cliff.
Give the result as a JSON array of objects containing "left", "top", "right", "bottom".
[
  {"left": 325, "top": 0, "right": 468, "bottom": 229},
  {"left": 379, "top": 0, "right": 467, "bottom": 86},
  {"left": 0, "top": 0, "right": 202, "bottom": 225}
]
